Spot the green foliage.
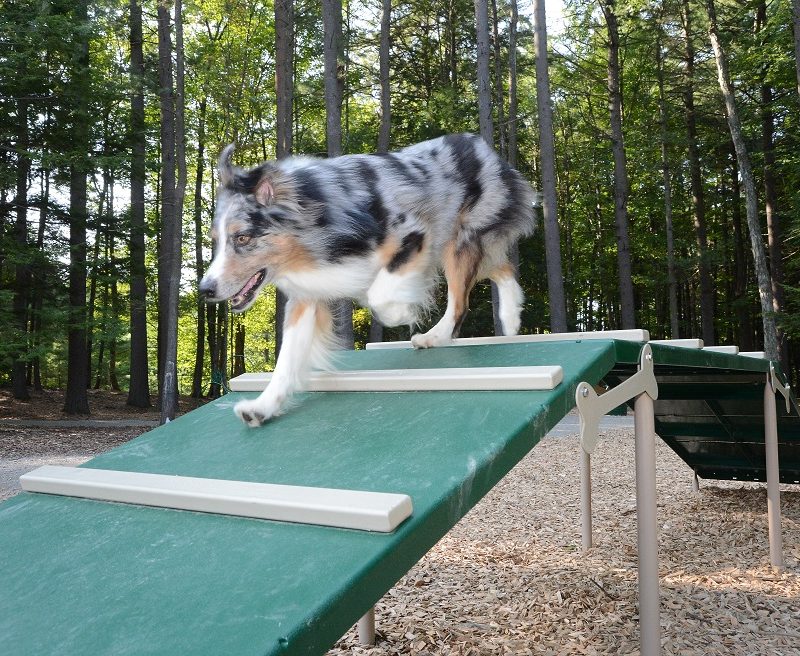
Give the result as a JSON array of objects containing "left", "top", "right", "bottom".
[{"left": 2, "top": 0, "right": 799, "bottom": 401}]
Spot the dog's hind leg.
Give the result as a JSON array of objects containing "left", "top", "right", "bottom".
[
  {"left": 489, "top": 262, "right": 524, "bottom": 336},
  {"left": 234, "top": 299, "right": 334, "bottom": 428},
  {"left": 411, "top": 241, "right": 482, "bottom": 349}
]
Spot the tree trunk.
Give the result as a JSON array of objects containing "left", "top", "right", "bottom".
[
  {"left": 507, "top": 0, "right": 518, "bottom": 168},
  {"left": 681, "top": 0, "right": 714, "bottom": 345},
  {"left": 157, "top": 0, "right": 176, "bottom": 415},
  {"left": 158, "top": 0, "right": 184, "bottom": 423},
  {"left": 219, "top": 304, "right": 229, "bottom": 391},
  {"left": 109, "top": 233, "right": 120, "bottom": 392},
  {"left": 369, "top": 0, "right": 391, "bottom": 343},
  {"left": 490, "top": 0, "right": 506, "bottom": 159},
  {"left": 275, "top": 0, "right": 294, "bottom": 160},
  {"left": 474, "top": 0, "right": 493, "bottom": 145},
  {"left": 12, "top": 98, "right": 30, "bottom": 400},
  {"left": 164, "top": 0, "right": 187, "bottom": 419},
  {"left": 448, "top": 0, "right": 458, "bottom": 88},
  {"left": 86, "top": 168, "right": 108, "bottom": 385},
  {"left": 600, "top": 0, "right": 636, "bottom": 329},
  {"left": 729, "top": 149, "right": 752, "bottom": 351},
  {"left": 322, "top": 0, "right": 344, "bottom": 158},
  {"left": 706, "top": 0, "right": 778, "bottom": 359},
  {"left": 207, "top": 303, "right": 220, "bottom": 398},
  {"left": 64, "top": 0, "right": 91, "bottom": 415},
  {"left": 94, "top": 197, "right": 112, "bottom": 390},
  {"left": 377, "top": 0, "right": 391, "bottom": 154},
  {"left": 534, "top": 0, "right": 567, "bottom": 333},
  {"left": 233, "top": 321, "right": 246, "bottom": 377},
  {"left": 94, "top": 270, "right": 108, "bottom": 390},
  {"left": 275, "top": 0, "right": 293, "bottom": 356},
  {"left": 322, "top": 0, "right": 353, "bottom": 348},
  {"left": 191, "top": 99, "right": 207, "bottom": 398},
  {"left": 127, "top": 0, "right": 151, "bottom": 408},
  {"left": 475, "top": 0, "right": 503, "bottom": 334},
  {"left": 656, "top": 18, "right": 679, "bottom": 338},
  {"left": 793, "top": 0, "right": 800, "bottom": 100},
  {"left": 756, "top": 1, "right": 786, "bottom": 368},
  {"left": 31, "top": 168, "right": 49, "bottom": 391}
]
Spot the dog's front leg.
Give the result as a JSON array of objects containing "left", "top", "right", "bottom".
[{"left": 234, "top": 299, "right": 325, "bottom": 428}]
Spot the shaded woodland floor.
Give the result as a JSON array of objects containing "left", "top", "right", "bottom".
[{"left": 0, "top": 387, "right": 206, "bottom": 421}]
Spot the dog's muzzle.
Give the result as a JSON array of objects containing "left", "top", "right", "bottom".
[{"left": 198, "top": 277, "right": 217, "bottom": 301}]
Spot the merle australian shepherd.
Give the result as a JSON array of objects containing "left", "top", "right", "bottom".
[{"left": 199, "top": 133, "right": 537, "bottom": 427}]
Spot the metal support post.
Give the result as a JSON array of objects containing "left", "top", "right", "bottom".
[
  {"left": 357, "top": 607, "right": 376, "bottom": 646},
  {"left": 692, "top": 471, "right": 700, "bottom": 493},
  {"left": 763, "top": 375, "right": 784, "bottom": 570},
  {"left": 580, "top": 449, "right": 593, "bottom": 551},
  {"left": 576, "top": 344, "right": 661, "bottom": 656},
  {"left": 634, "top": 392, "right": 661, "bottom": 656}
]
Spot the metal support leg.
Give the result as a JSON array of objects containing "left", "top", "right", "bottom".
[
  {"left": 692, "top": 471, "right": 700, "bottom": 493},
  {"left": 581, "top": 449, "right": 593, "bottom": 551},
  {"left": 634, "top": 392, "right": 661, "bottom": 656},
  {"left": 357, "top": 607, "right": 376, "bottom": 646},
  {"left": 764, "top": 379, "right": 784, "bottom": 570}
]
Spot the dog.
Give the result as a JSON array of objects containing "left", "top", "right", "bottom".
[{"left": 199, "top": 133, "right": 537, "bottom": 427}]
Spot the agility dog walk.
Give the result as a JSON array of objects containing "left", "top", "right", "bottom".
[{"left": 198, "top": 134, "right": 537, "bottom": 426}]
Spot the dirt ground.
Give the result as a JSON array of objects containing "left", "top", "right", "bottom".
[{"left": 0, "top": 387, "right": 206, "bottom": 421}]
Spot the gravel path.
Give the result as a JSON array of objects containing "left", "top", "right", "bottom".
[{"left": 0, "top": 425, "right": 149, "bottom": 501}]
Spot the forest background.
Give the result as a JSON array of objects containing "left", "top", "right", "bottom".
[{"left": 1, "top": 0, "right": 798, "bottom": 417}]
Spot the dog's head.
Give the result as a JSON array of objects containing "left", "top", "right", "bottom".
[{"left": 199, "top": 145, "right": 310, "bottom": 312}]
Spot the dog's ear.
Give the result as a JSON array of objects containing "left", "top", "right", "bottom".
[
  {"left": 253, "top": 169, "right": 277, "bottom": 206},
  {"left": 218, "top": 145, "right": 284, "bottom": 206},
  {"left": 218, "top": 144, "right": 236, "bottom": 187}
]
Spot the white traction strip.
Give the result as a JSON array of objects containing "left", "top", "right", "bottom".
[
  {"left": 20, "top": 465, "right": 413, "bottom": 533},
  {"left": 229, "top": 366, "right": 563, "bottom": 392}
]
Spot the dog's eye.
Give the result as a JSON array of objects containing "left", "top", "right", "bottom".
[{"left": 235, "top": 234, "right": 251, "bottom": 246}]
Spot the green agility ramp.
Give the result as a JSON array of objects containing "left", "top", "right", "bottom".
[
  {"left": 0, "top": 333, "right": 796, "bottom": 656},
  {"left": 0, "top": 339, "right": 619, "bottom": 656}
]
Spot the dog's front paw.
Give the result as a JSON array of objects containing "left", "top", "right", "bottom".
[
  {"left": 410, "top": 331, "right": 451, "bottom": 349},
  {"left": 234, "top": 399, "right": 276, "bottom": 428}
]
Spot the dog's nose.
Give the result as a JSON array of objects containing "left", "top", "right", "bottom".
[{"left": 198, "top": 278, "right": 217, "bottom": 300}]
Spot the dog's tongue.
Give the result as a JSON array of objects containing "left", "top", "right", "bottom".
[
  {"left": 239, "top": 271, "right": 262, "bottom": 296},
  {"left": 232, "top": 270, "right": 264, "bottom": 307}
]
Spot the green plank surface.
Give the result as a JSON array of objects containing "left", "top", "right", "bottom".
[{"left": 0, "top": 340, "right": 618, "bottom": 656}]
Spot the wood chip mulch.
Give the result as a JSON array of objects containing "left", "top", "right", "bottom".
[{"left": 329, "top": 430, "right": 800, "bottom": 656}]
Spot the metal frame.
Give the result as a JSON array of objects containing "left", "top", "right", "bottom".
[
  {"left": 357, "top": 608, "right": 376, "bottom": 646},
  {"left": 764, "top": 370, "right": 784, "bottom": 570},
  {"left": 574, "top": 344, "right": 794, "bottom": 656},
  {"left": 575, "top": 343, "right": 661, "bottom": 656}
]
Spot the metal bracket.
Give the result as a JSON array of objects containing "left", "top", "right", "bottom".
[
  {"left": 576, "top": 343, "right": 659, "bottom": 454},
  {"left": 769, "top": 363, "right": 796, "bottom": 415}
]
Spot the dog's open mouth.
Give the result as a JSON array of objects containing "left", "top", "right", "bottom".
[{"left": 230, "top": 269, "right": 267, "bottom": 311}]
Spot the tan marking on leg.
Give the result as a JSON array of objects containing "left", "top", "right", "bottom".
[
  {"left": 315, "top": 302, "right": 333, "bottom": 333},
  {"left": 443, "top": 240, "right": 483, "bottom": 337},
  {"left": 489, "top": 262, "right": 515, "bottom": 282},
  {"left": 287, "top": 300, "right": 312, "bottom": 327}
]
